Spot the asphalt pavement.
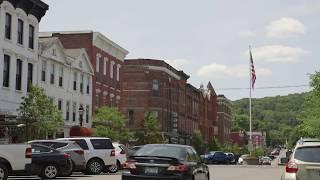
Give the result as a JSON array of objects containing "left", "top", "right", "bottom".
[{"left": 9, "top": 164, "right": 285, "bottom": 180}]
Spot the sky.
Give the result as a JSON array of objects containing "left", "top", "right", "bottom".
[{"left": 40, "top": 0, "right": 320, "bottom": 100}]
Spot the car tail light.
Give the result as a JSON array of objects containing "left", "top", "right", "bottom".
[
  {"left": 74, "top": 150, "right": 84, "bottom": 155},
  {"left": 123, "top": 160, "right": 136, "bottom": 169},
  {"left": 120, "top": 149, "right": 126, "bottom": 155},
  {"left": 167, "top": 164, "right": 188, "bottom": 172},
  {"left": 111, "top": 149, "right": 116, "bottom": 156},
  {"left": 25, "top": 148, "right": 32, "bottom": 158},
  {"left": 286, "top": 161, "right": 298, "bottom": 173},
  {"left": 64, "top": 153, "right": 71, "bottom": 159}
]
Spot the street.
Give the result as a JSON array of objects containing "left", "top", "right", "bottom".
[{"left": 9, "top": 165, "right": 284, "bottom": 180}]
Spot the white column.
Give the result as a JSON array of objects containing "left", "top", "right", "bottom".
[{"left": 116, "top": 64, "right": 121, "bottom": 81}]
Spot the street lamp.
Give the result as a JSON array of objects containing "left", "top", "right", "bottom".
[{"left": 78, "top": 105, "right": 84, "bottom": 127}]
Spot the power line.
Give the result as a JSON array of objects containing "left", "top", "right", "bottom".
[{"left": 217, "top": 84, "right": 310, "bottom": 91}]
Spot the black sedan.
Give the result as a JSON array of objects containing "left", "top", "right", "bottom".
[
  {"left": 27, "top": 144, "right": 73, "bottom": 179},
  {"left": 122, "top": 144, "right": 210, "bottom": 180}
]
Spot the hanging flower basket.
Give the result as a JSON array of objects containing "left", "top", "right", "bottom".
[{"left": 69, "top": 126, "right": 93, "bottom": 137}]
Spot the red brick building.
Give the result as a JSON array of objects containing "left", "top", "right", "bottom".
[
  {"left": 40, "top": 31, "right": 129, "bottom": 111},
  {"left": 121, "top": 59, "right": 217, "bottom": 144},
  {"left": 231, "top": 131, "right": 248, "bottom": 147},
  {"left": 216, "top": 95, "right": 232, "bottom": 143}
]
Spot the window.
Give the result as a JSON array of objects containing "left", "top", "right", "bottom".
[
  {"left": 128, "top": 110, "right": 134, "bottom": 126},
  {"left": 102, "top": 95, "right": 106, "bottom": 106},
  {"left": 294, "top": 147, "right": 320, "bottom": 163},
  {"left": 27, "top": 63, "right": 33, "bottom": 92},
  {"left": 28, "top": 25, "right": 34, "bottom": 49},
  {"left": 116, "top": 64, "right": 121, "bottom": 81},
  {"left": 16, "top": 59, "right": 22, "bottom": 90},
  {"left": 80, "top": 74, "right": 84, "bottom": 93},
  {"left": 72, "top": 139, "right": 89, "bottom": 150},
  {"left": 72, "top": 102, "right": 76, "bottom": 122},
  {"left": 32, "top": 145, "right": 53, "bottom": 153},
  {"left": 86, "top": 105, "right": 89, "bottom": 123},
  {"left": 152, "top": 80, "right": 159, "bottom": 96},
  {"left": 41, "top": 61, "right": 46, "bottom": 82},
  {"left": 59, "top": 66, "right": 63, "bottom": 87},
  {"left": 3, "top": 55, "right": 10, "bottom": 87},
  {"left": 5, "top": 13, "right": 11, "bottom": 39},
  {"left": 87, "top": 77, "right": 90, "bottom": 94},
  {"left": 96, "top": 54, "right": 100, "bottom": 81},
  {"left": 17, "top": 19, "right": 23, "bottom": 44},
  {"left": 66, "top": 101, "right": 70, "bottom": 121},
  {"left": 73, "top": 72, "right": 77, "bottom": 91},
  {"left": 58, "top": 99, "right": 62, "bottom": 111},
  {"left": 50, "top": 64, "right": 55, "bottom": 84},
  {"left": 95, "top": 95, "right": 99, "bottom": 109},
  {"left": 116, "top": 96, "right": 120, "bottom": 107},
  {"left": 103, "top": 59, "right": 107, "bottom": 76},
  {"left": 110, "top": 62, "right": 114, "bottom": 79},
  {"left": 110, "top": 95, "right": 113, "bottom": 107},
  {"left": 90, "top": 139, "right": 114, "bottom": 149},
  {"left": 52, "top": 48, "right": 56, "bottom": 56}
]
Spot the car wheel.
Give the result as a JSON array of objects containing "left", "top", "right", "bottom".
[
  {"left": 108, "top": 161, "right": 120, "bottom": 173},
  {"left": 0, "top": 164, "right": 8, "bottom": 180},
  {"left": 41, "top": 164, "right": 59, "bottom": 179},
  {"left": 86, "top": 159, "right": 103, "bottom": 175}
]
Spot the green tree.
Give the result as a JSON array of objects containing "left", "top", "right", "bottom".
[
  {"left": 297, "top": 71, "right": 320, "bottom": 138},
  {"left": 94, "top": 107, "right": 133, "bottom": 142},
  {"left": 192, "top": 129, "right": 205, "bottom": 154},
  {"left": 139, "top": 112, "right": 164, "bottom": 144},
  {"left": 18, "top": 86, "right": 63, "bottom": 140}
]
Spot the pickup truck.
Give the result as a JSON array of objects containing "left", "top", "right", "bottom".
[{"left": 0, "top": 144, "right": 32, "bottom": 180}]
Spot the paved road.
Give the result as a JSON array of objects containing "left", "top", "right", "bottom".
[
  {"left": 210, "top": 165, "right": 284, "bottom": 180},
  {"left": 9, "top": 165, "right": 284, "bottom": 180}
]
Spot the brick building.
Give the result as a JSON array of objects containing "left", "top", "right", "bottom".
[
  {"left": 40, "top": 31, "right": 129, "bottom": 112},
  {"left": 121, "top": 59, "right": 217, "bottom": 144},
  {"left": 216, "top": 95, "right": 232, "bottom": 143}
]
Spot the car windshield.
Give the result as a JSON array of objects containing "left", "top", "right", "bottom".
[
  {"left": 294, "top": 146, "right": 320, "bottom": 163},
  {"left": 134, "top": 145, "right": 186, "bottom": 160}
]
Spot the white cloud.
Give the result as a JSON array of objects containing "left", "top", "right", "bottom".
[
  {"left": 196, "top": 64, "right": 272, "bottom": 79},
  {"left": 239, "top": 30, "right": 257, "bottom": 38},
  {"left": 266, "top": 17, "right": 306, "bottom": 38},
  {"left": 250, "top": 45, "right": 309, "bottom": 63},
  {"left": 164, "top": 59, "right": 191, "bottom": 70}
]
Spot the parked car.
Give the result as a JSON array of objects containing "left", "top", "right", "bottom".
[
  {"left": 29, "top": 144, "right": 73, "bottom": 179},
  {"left": 108, "top": 143, "right": 127, "bottom": 173},
  {"left": 29, "top": 140, "right": 86, "bottom": 172},
  {"left": 225, "top": 153, "right": 236, "bottom": 164},
  {"left": 57, "top": 137, "right": 116, "bottom": 174},
  {"left": 238, "top": 154, "right": 250, "bottom": 165},
  {"left": 281, "top": 139, "right": 320, "bottom": 180},
  {"left": 122, "top": 144, "right": 210, "bottom": 180},
  {"left": 127, "top": 145, "right": 143, "bottom": 157},
  {"left": 0, "top": 144, "right": 32, "bottom": 180},
  {"left": 259, "top": 157, "right": 272, "bottom": 165},
  {"left": 207, "top": 151, "right": 229, "bottom": 164}
]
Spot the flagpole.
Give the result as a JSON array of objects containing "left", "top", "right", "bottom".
[{"left": 249, "top": 46, "right": 253, "bottom": 152}]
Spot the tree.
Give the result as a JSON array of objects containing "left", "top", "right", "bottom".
[
  {"left": 139, "top": 112, "right": 164, "bottom": 144},
  {"left": 297, "top": 71, "right": 320, "bottom": 138},
  {"left": 18, "top": 85, "right": 63, "bottom": 140},
  {"left": 93, "top": 107, "right": 132, "bottom": 142},
  {"left": 192, "top": 129, "right": 205, "bottom": 154}
]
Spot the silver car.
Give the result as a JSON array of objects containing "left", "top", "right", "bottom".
[
  {"left": 29, "top": 140, "right": 86, "bottom": 173},
  {"left": 281, "top": 139, "right": 320, "bottom": 180}
]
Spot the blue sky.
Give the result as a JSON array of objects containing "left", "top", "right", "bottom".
[{"left": 40, "top": 0, "right": 320, "bottom": 100}]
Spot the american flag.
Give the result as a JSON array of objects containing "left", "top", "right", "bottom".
[{"left": 250, "top": 49, "right": 256, "bottom": 89}]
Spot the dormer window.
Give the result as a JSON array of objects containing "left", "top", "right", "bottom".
[{"left": 52, "top": 48, "right": 56, "bottom": 56}]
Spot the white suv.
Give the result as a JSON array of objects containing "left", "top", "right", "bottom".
[
  {"left": 281, "top": 138, "right": 320, "bottom": 180},
  {"left": 57, "top": 137, "right": 116, "bottom": 174}
]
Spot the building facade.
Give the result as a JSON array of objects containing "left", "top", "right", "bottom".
[
  {"left": 38, "top": 37, "right": 94, "bottom": 137},
  {"left": 0, "top": 0, "right": 48, "bottom": 142},
  {"left": 216, "top": 95, "right": 232, "bottom": 143},
  {"left": 121, "top": 59, "right": 217, "bottom": 144},
  {"left": 40, "top": 31, "right": 129, "bottom": 113}
]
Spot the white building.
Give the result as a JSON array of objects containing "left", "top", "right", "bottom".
[
  {"left": 0, "top": 0, "right": 48, "bottom": 119},
  {"left": 38, "top": 37, "right": 94, "bottom": 137}
]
